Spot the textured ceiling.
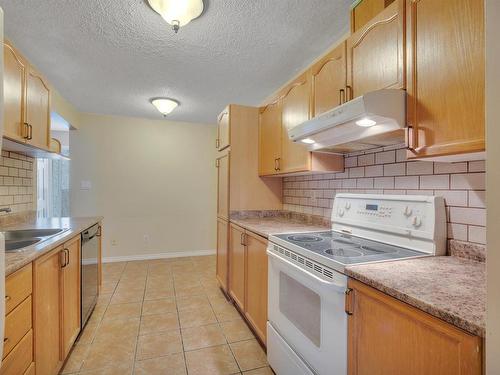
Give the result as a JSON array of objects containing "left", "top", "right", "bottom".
[{"left": 0, "top": 0, "right": 351, "bottom": 123}]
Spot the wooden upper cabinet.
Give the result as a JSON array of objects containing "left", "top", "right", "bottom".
[
  {"left": 346, "top": 0, "right": 405, "bottom": 100},
  {"left": 216, "top": 151, "right": 229, "bottom": 220},
  {"left": 259, "top": 99, "right": 282, "bottom": 175},
  {"left": 311, "top": 41, "right": 347, "bottom": 117},
  {"left": 25, "top": 66, "right": 50, "bottom": 150},
  {"left": 61, "top": 236, "right": 81, "bottom": 358},
  {"left": 348, "top": 279, "right": 482, "bottom": 375},
  {"left": 217, "top": 107, "right": 230, "bottom": 151},
  {"left": 216, "top": 218, "right": 229, "bottom": 292},
  {"left": 351, "top": 0, "right": 395, "bottom": 32},
  {"left": 406, "top": 0, "right": 485, "bottom": 160},
  {"left": 3, "top": 41, "right": 28, "bottom": 142},
  {"left": 245, "top": 231, "right": 268, "bottom": 344},
  {"left": 229, "top": 224, "right": 246, "bottom": 311},
  {"left": 280, "top": 72, "right": 311, "bottom": 173}
]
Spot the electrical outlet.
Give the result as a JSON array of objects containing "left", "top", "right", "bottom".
[{"left": 111, "top": 239, "right": 117, "bottom": 246}]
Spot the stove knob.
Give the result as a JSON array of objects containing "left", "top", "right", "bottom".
[
  {"left": 345, "top": 202, "right": 351, "bottom": 209},
  {"left": 338, "top": 208, "right": 345, "bottom": 217},
  {"left": 404, "top": 206, "right": 413, "bottom": 217},
  {"left": 412, "top": 216, "right": 422, "bottom": 227}
]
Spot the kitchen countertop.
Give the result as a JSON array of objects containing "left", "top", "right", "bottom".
[
  {"left": 3, "top": 217, "right": 103, "bottom": 276},
  {"left": 345, "top": 256, "right": 486, "bottom": 337},
  {"left": 229, "top": 216, "right": 329, "bottom": 239}
]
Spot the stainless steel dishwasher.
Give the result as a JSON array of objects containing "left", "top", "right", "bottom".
[{"left": 81, "top": 224, "right": 100, "bottom": 328}]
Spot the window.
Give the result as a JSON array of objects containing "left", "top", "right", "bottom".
[{"left": 37, "top": 157, "right": 70, "bottom": 218}]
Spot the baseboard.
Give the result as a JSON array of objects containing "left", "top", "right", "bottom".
[{"left": 101, "top": 249, "right": 216, "bottom": 263}]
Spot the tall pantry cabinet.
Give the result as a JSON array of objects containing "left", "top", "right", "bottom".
[{"left": 215, "top": 105, "right": 282, "bottom": 293}]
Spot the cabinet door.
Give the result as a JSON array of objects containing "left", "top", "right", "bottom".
[
  {"left": 216, "top": 218, "right": 229, "bottom": 292},
  {"left": 346, "top": 0, "right": 405, "bottom": 100},
  {"left": 25, "top": 66, "right": 50, "bottom": 150},
  {"left": 216, "top": 152, "right": 229, "bottom": 220},
  {"left": 62, "top": 236, "right": 81, "bottom": 358},
  {"left": 311, "top": 41, "right": 347, "bottom": 117},
  {"left": 245, "top": 232, "right": 268, "bottom": 344},
  {"left": 34, "top": 247, "right": 63, "bottom": 375},
  {"left": 259, "top": 100, "right": 282, "bottom": 176},
  {"left": 217, "top": 108, "right": 230, "bottom": 151},
  {"left": 229, "top": 224, "right": 246, "bottom": 311},
  {"left": 348, "top": 279, "right": 482, "bottom": 375},
  {"left": 3, "top": 41, "right": 28, "bottom": 142},
  {"left": 406, "top": 0, "right": 484, "bottom": 159},
  {"left": 351, "top": 0, "right": 387, "bottom": 32},
  {"left": 281, "top": 73, "right": 311, "bottom": 173}
]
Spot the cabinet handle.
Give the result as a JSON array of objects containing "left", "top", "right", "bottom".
[
  {"left": 345, "top": 288, "right": 354, "bottom": 315},
  {"left": 97, "top": 226, "right": 102, "bottom": 237},
  {"left": 345, "top": 85, "right": 352, "bottom": 101},
  {"left": 5, "top": 295, "right": 11, "bottom": 302},
  {"left": 61, "top": 249, "right": 67, "bottom": 268},
  {"left": 28, "top": 124, "right": 33, "bottom": 140},
  {"left": 274, "top": 158, "right": 281, "bottom": 172},
  {"left": 240, "top": 233, "right": 245, "bottom": 246},
  {"left": 339, "top": 89, "right": 345, "bottom": 105},
  {"left": 216, "top": 139, "right": 220, "bottom": 149},
  {"left": 3, "top": 337, "right": 8, "bottom": 344},
  {"left": 23, "top": 122, "right": 30, "bottom": 139},
  {"left": 64, "top": 249, "right": 70, "bottom": 266}
]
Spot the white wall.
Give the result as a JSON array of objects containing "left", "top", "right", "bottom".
[
  {"left": 486, "top": 0, "right": 500, "bottom": 372},
  {"left": 70, "top": 113, "right": 217, "bottom": 260}
]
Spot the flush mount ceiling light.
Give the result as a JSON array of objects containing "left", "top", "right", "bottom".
[
  {"left": 147, "top": 0, "right": 204, "bottom": 33},
  {"left": 151, "top": 98, "right": 179, "bottom": 116},
  {"left": 355, "top": 118, "right": 377, "bottom": 127},
  {"left": 301, "top": 138, "right": 316, "bottom": 144}
]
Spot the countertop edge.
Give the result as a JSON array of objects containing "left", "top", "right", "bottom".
[
  {"left": 229, "top": 218, "right": 330, "bottom": 239},
  {"left": 5, "top": 216, "right": 103, "bottom": 276},
  {"left": 345, "top": 267, "right": 485, "bottom": 337}
]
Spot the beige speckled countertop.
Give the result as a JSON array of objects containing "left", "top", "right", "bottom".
[
  {"left": 4, "top": 217, "right": 103, "bottom": 276},
  {"left": 346, "top": 256, "right": 486, "bottom": 337},
  {"left": 229, "top": 216, "right": 329, "bottom": 238}
]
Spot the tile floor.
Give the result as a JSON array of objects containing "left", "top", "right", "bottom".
[{"left": 60, "top": 255, "right": 273, "bottom": 375}]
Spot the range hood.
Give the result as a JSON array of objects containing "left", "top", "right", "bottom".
[{"left": 288, "top": 89, "right": 406, "bottom": 153}]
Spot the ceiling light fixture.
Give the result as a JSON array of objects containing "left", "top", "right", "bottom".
[
  {"left": 147, "top": 0, "right": 204, "bottom": 33},
  {"left": 301, "top": 138, "right": 316, "bottom": 144},
  {"left": 151, "top": 98, "right": 179, "bottom": 116},
  {"left": 355, "top": 118, "right": 377, "bottom": 127}
]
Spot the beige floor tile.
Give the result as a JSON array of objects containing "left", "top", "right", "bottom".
[
  {"left": 110, "top": 289, "right": 144, "bottom": 304},
  {"left": 230, "top": 339, "right": 267, "bottom": 371},
  {"left": 115, "top": 283, "right": 146, "bottom": 293},
  {"left": 178, "top": 306, "right": 217, "bottom": 328},
  {"left": 175, "top": 284, "right": 205, "bottom": 297},
  {"left": 140, "top": 312, "right": 179, "bottom": 335},
  {"left": 220, "top": 320, "right": 254, "bottom": 343},
  {"left": 142, "top": 298, "right": 177, "bottom": 315},
  {"left": 79, "top": 364, "right": 133, "bottom": 375},
  {"left": 95, "top": 317, "right": 140, "bottom": 340},
  {"left": 146, "top": 278, "right": 174, "bottom": 290},
  {"left": 60, "top": 343, "right": 90, "bottom": 374},
  {"left": 134, "top": 353, "right": 187, "bottom": 375},
  {"left": 103, "top": 302, "right": 142, "bottom": 320},
  {"left": 136, "top": 330, "right": 183, "bottom": 360},
  {"left": 100, "top": 281, "right": 118, "bottom": 294},
  {"left": 96, "top": 293, "right": 113, "bottom": 305},
  {"left": 174, "top": 278, "right": 201, "bottom": 288},
  {"left": 176, "top": 295, "right": 211, "bottom": 312},
  {"left": 181, "top": 323, "right": 227, "bottom": 351},
  {"left": 242, "top": 367, "right": 274, "bottom": 375},
  {"left": 81, "top": 335, "right": 136, "bottom": 371},
  {"left": 145, "top": 287, "right": 175, "bottom": 300},
  {"left": 185, "top": 344, "right": 239, "bottom": 375},
  {"left": 77, "top": 321, "right": 99, "bottom": 345},
  {"left": 214, "top": 304, "right": 242, "bottom": 323}
]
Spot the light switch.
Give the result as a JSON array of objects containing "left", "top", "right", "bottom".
[{"left": 80, "top": 180, "right": 92, "bottom": 190}]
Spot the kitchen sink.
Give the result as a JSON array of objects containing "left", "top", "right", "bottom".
[
  {"left": 5, "top": 238, "right": 41, "bottom": 251},
  {"left": 2, "top": 228, "right": 67, "bottom": 252}
]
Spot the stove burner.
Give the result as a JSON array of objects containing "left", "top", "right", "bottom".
[
  {"left": 324, "top": 248, "right": 363, "bottom": 257},
  {"left": 287, "top": 235, "right": 323, "bottom": 243}
]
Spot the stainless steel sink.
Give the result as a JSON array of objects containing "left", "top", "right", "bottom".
[
  {"left": 2, "top": 228, "right": 66, "bottom": 252},
  {"left": 5, "top": 238, "right": 41, "bottom": 251},
  {"left": 3, "top": 228, "right": 65, "bottom": 241}
]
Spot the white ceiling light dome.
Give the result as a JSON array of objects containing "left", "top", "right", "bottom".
[
  {"left": 151, "top": 98, "right": 179, "bottom": 116},
  {"left": 147, "top": 0, "right": 204, "bottom": 33}
]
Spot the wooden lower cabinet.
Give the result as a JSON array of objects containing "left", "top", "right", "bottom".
[
  {"left": 216, "top": 218, "right": 229, "bottom": 292},
  {"left": 0, "top": 330, "right": 33, "bottom": 375},
  {"left": 229, "top": 224, "right": 246, "bottom": 311},
  {"left": 348, "top": 279, "right": 482, "bottom": 375},
  {"left": 244, "top": 231, "right": 268, "bottom": 344},
  {"left": 62, "top": 236, "right": 81, "bottom": 357}
]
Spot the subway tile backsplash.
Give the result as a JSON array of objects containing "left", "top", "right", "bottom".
[
  {"left": 0, "top": 151, "right": 35, "bottom": 214},
  {"left": 283, "top": 145, "right": 486, "bottom": 246}
]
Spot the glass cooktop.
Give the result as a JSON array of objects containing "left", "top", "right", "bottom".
[{"left": 273, "top": 231, "right": 425, "bottom": 265}]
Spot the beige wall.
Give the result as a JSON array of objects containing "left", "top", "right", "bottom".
[
  {"left": 486, "top": 0, "right": 500, "bottom": 371},
  {"left": 51, "top": 88, "right": 81, "bottom": 129},
  {"left": 70, "top": 113, "right": 217, "bottom": 260}
]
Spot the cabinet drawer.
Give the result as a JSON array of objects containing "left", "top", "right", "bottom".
[
  {"left": 23, "top": 363, "right": 35, "bottom": 375},
  {"left": 5, "top": 264, "right": 32, "bottom": 314},
  {"left": 0, "top": 330, "right": 33, "bottom": 375},
  {"left": 3, "top": 296, "right": 31, "bottom": 358}
]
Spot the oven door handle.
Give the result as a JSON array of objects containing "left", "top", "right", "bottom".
[{"left": 267, "top": 250, "right": 346, "bottom": 292}]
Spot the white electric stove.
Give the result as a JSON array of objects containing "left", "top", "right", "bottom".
[{"left": 266, "top": 194, "right": 446, "bottom": 375}]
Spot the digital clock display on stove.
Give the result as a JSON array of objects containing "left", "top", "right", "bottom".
[{"left": 366, "top": 204, "right": 378, "bottom": 211}]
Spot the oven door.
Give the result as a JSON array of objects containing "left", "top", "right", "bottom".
[{"left": 267, "top": 245, "right": 347, "bottom": 375}]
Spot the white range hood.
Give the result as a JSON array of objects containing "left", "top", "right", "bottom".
[{"left": 288, "top": 89, "right": 406, "bottom": 153}]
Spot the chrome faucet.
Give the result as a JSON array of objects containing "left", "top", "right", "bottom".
[{"left": 0, "top": 208, "right": 12, "bottom": 213}]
